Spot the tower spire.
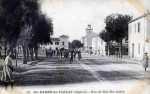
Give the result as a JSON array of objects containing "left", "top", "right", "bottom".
[{"left": 86, "top": 24, "right": 93, "bottom": 33}]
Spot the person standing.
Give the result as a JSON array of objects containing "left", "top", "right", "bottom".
[
  {"left": 1, "top": 50, "right": 14, "bottom": 87},
  {"left": 73, "top": 49, "right": 77, "bottom": 59},
  {"left": 143, "top": 53, "right": 149, "bottom": 71},
  {"left": 77, "top": 49, "right": 82, "bottom": 61},
  {"left": 45, "top": 49, "right": 48, "bottom": 57},
  {"left": 70, "top": 49, "right": 74, "bottom": 63}
]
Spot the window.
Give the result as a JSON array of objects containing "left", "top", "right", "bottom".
[
  {"left": 138, "top": 22, "right": 140, "bottom": 32},
  {"left": 55, "top": 42, "right": 59, "bottom": 45},
  {"left": 134, "top": 23, "right": 136, "bottom": 33},
  {"left": 132, "top": 43, "right": 134, "bottom": 58},
  {"left": 138, "top": 43, "right": 140, "bottom": 54},
  {"left": 62, "top": 42, "right": 64, "bottom": 45}
]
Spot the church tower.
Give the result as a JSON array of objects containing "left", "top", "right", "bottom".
[{"left": 86, "top": 24, "right": 93, "bottom": 34}]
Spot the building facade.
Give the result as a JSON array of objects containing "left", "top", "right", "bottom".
[
  {"left": 59, "top": 35, "right": 69, "bottom": 49},
  {"left": 45, "top": 35, "right": 69, "bottom": 50},
  {"left": 82, "top": 24, "right": 106, "bottom": 55},
  {"left": 128, "top": 12, "right": 150, "bottom": 60},
  {"left": 92, "top": 35, "right": 106, "bottom": 55},
  {"left": 82, "top": 24, "right": 97, "bottom": 52}
]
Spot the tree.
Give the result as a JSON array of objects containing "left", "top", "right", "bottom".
[
  {"left": 71, "top": 40, "right": 83, "bottom": 49},
  {"left": 29, "top": 14, "right": 53, "bottom": 60},
  {"left": 17, "top": 0, "right": 40, "bottom": 63},
  {"left": 0, "top": 0, "right": 23, "bottom": 56},
  {"left": 19, "top": 0, "right": 53, "bottom": 63},
  {"left": 99, "top": 29, "right": 111, "bottom": 56},
  {"left": 0, "top": 0, "right": 53, "bottom": 64},
  {"left": 104, "top": 14, "right": 132, "bottom": 57}
]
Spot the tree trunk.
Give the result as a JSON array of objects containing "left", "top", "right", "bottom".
[
  {"left": 15, "top": 48, "right": 18, "bottom": 67},
  {"left": 106, "top": 42, "right": 110, "bottom": 56},
  {"left": 108, "top": 43, "right": 110, "bottom": 56},
  {"left": 27, "top": 48, "right": 30, "bottom": 61},
  {"left": 119, "top": 42, "right": 123, "bottom": 58},
  {"left": 34, "top": 47, "right": 38, "bottom": 59},
  {"left": 29, "top": 47, "right": 34, "bottom": 61},
  {"left": 22, "top": 45, "right": 27, "bottom": 64},
  {"left": 4, "top": 41, "right": 7, "bottom": 57},
  {"left": 106, "top": 43, "right": 108, "bottom": 56}
]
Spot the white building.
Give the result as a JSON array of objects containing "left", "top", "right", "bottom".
[
  {"left": 45, "top": 35, "right": 69, "bottom": 50},
  {"left": 82, "top": 24, "right": 106, "bottom": 55},
  {"left": 59, "top": 35, "right": 69, "bottom": 49},
  {"left": 128, "top": 12, "right": 150, "bottom": 60},
  {"left": 92, "top": 35, "right": 106, "bottom": 55},
  {"left": 82, "top": 24, "right": 97, "bottom": 52}
]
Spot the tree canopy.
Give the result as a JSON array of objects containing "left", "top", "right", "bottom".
[
  {"left": 31, "top": 14, "right": 53, "bottom": 46},
  {"left": 104, "top": 14, "right": 132, "bottom": 43},
  {"left": 0, "top": 0, "right": 23, "bottom": 46},
  {"left": 99, "top": 29, "right": 111, "bottom": 43},
  {"left": 99, "top": 14, "right": 132, "bottom": 56},
  {"left": 0, "top": 0, "right": 53, "bottom": 62},
  {"left": 71, "top": 40, "right": 83, "bottom": 49},
  {"left": 0, "top": 0, "right": 53, "bottom": 49}
]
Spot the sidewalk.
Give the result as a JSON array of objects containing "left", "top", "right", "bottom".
[
  {"left": 82, "top": 53, "right": 142, "bottom": 64},
  {"left": 104, "top": 55, "right": 142, "bottom": 64}
]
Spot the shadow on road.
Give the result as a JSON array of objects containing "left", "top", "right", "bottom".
[
  {"left": 84, "top": 59, "right": 137, "bottom": 65},
  {"left": 13, "top": 68, "right": 97, "bottom": 86},
  {"left": 96, "top": 70, "right": 147, "bottom": 81}
]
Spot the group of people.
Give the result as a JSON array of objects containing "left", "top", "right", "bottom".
[
  {"left": 46, "top": 48, "right": 68, "bottom": 58},
  {"left": 46, "top": 48, "right": 82, "bottom": 63},
  {"left": 69, "top": 49, "right": 82, "bottom": 63}
]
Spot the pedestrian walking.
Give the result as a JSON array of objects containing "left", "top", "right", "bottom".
[
  {"left": 143, "top": 53, "right": 149, "bottom": 71},
  {"left": 60, "top": 48, "right": 64, "bottom": 59},
  {"left": 56, "top": 48, "right": 60, "bottom": 57},
  {"left": 64, "top": 49, "right": 69, "bottom": 59},
  {"left": 1, "top": 50, "right": 14, "bottom": 88},
  {"left": 70, "top": 49, "right": 74, "bottom": 63},
  {"left": 45, "top": 49, "right": 48, "bottom": 57},
  {"left": 73, "top": 49, "right": 77, "bottom": 59},
  {"left": 77, "top": 50, "right": 82, "bottom": 61}
]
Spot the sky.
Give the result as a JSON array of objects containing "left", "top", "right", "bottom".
[{"left": 39, "top": 0, "right": 149, "bottom": 41}]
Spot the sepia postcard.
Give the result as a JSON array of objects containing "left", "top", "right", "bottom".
[{"left": 0, "top": 0, "right": 150, "bottom": 94}]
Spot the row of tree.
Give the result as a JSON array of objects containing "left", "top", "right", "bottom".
[
  {"left": 99, "top": 13, "right": 132, "bottom": 57},
  {"left": 0, "top": 0, "right": 53, "bottom": 64}
]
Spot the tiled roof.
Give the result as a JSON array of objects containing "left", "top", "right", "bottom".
[
  {"left": 129, "top": 12, "right": 150, "bottom": 23},
  {"left": 60, "top": 35, "right": 69, "bottom": 38}
]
